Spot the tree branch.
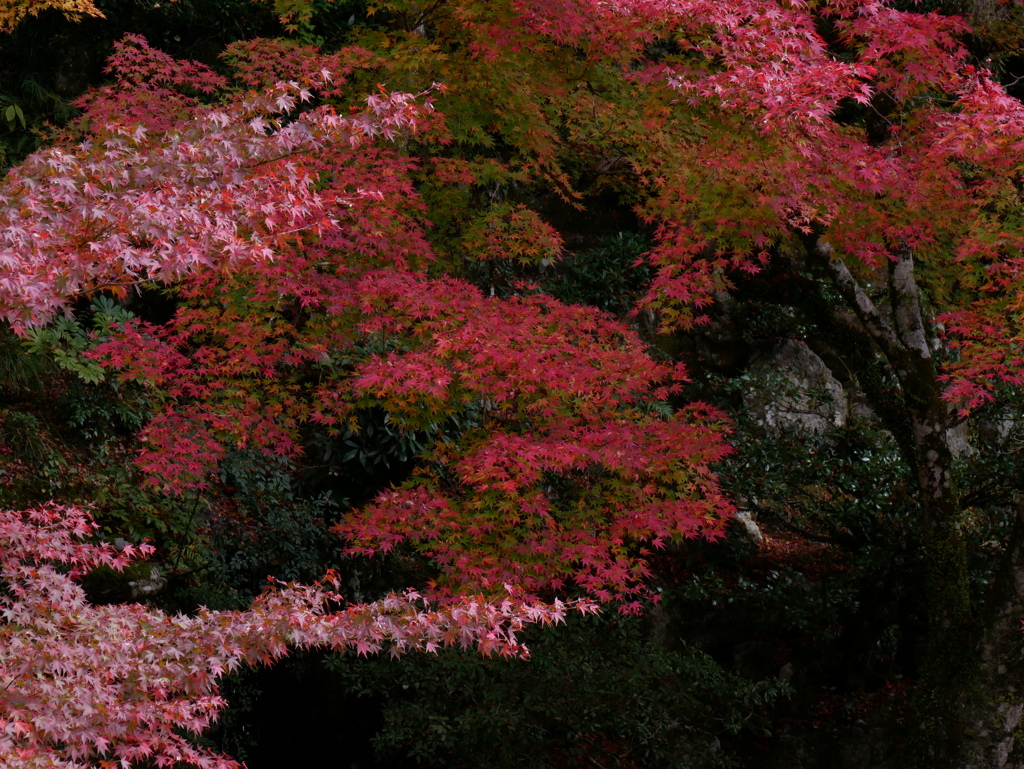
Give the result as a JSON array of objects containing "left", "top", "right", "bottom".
[
  {"left": 807, "top": 237, "right": 904, "bottom": 362},
  {"left": 887, "top": 244, "right": 931, "bottom": 360}
]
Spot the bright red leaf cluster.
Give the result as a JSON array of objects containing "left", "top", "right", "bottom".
[{"left": 0, "top": 36, "right": 733, "bottom": 607}]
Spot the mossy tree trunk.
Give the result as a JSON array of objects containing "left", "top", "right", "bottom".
[
  {"left": 954, "top": 505, "right": 1024, "bottom": 768},
  {"left": 808, "top": 238, "right": 994, "bottom": 766},
  {"left": 799, "top": 233, "right": 1024, "bottom": 767}
]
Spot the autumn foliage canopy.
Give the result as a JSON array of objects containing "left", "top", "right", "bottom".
[{"left": 4, "top": 0, "right": 1024, "bottom": 766}]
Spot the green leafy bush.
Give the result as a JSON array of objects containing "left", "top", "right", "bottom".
[{"left": 329, "top": 611, "right": 788, "bottom": 768}]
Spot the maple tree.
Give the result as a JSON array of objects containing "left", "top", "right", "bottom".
[
  {"left": 316, "top": 0, "right": 1024, "bottom": 764},
  {"left": 0, "top": 28, "right": 733, "bottom": 768},
  {"left": 583, "top": 0, "right": 1024, "bottom": 764},
  {"left": 6, "top": 0, "right": 1024, "bottom": 765}
]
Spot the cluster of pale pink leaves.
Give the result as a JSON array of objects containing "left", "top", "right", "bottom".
[
  {"left": 599, "top": 0, "right": 968, "bottom": 122},
  {"left": 508, "top": 0, "right": 873, "bottom": 126},
  {"left": 0, "top": 75, "right": 434, "bottom": 333},
  {"left": 661, "top": 0, "right": 874, "bottom": 126},
  {"left": 0, "top": 505, "right": 594, "bottom": 769}
]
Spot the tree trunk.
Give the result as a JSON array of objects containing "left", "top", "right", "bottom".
[
  {"left": 955, "top": 505, "right": 1024, "bottom": 768},
  {"left": 810, "top": 239, "right": 974, "bottom": 765}
]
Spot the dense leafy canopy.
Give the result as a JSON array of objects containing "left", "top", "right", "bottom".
[{"left": 5, "top": 0, "right": 1024, "bottom": 766}]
